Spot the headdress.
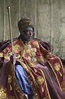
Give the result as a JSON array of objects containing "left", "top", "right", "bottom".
[{"left": 18, "top": 17, "right": 34, "bottom": 32}]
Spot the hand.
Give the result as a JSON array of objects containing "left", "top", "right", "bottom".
[{"left": 10, "top": 54, "right": 17, "bottom": 65}]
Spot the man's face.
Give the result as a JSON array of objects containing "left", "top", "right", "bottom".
[{"left": 20, "top": 27, "right": 34, "bottom": 42}]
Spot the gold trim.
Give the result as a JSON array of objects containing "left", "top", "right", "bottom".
[
  {"left": 47, "top": 61, "right": 62, "bottom": 91},
  {"left": 58, "top": 57, "right": 64, "bottom": 70},
  {"left": 0, "top": 87, "right": 7, "bottom": 99},
  {"left": 0, "top": 52, "right": 3, "bottom": 57},
  {"left": 36, "top": 76, "right": 44, "bottom": 85},
  {"left": 21, "top": 58, "right": 51, "bottom": 99},
  {"left": 40, "top": 70, "right": 51, "bottom": 99},
  {"left": 54, "top": 63, "right": 61, "bottom": 71},
  {"left": 11, "top": 63, "right": 25, "bottom": 99},
  {"left": 8, "top": 75, "right": 12, "bottom": 83}
]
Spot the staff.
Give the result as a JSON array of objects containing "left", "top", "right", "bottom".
[
  {"left": 7, "top": 7, "right": 16, "bottom": 65},
  {"left": 7, "top": 7, "right": 19, "bottom": 99},
  {"left": 7, "top": 6, "right": 13, "bottom": 55}
]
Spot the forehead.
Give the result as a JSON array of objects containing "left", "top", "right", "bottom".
[{"left": 25, "top": 27, "right": 33, "bottom": 31}]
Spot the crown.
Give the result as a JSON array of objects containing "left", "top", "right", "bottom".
[{"left": 18, "top": 17, "right": 34, "bottom": 32}]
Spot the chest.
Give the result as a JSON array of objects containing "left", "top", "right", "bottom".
[{"left": 2, "top": 40, "right": 44, "bottom": 63}]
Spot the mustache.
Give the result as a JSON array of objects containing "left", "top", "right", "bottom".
[{"left": 18, "top": 33, "right": 33, "bottom": 42}]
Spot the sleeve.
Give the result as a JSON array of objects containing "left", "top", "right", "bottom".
[{"left": 40, "top": 41, "right": 51, "bottom": 52}]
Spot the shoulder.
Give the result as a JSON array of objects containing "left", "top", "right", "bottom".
[{"left": 33, "top": 38, "right": 51, "bottom": 51}]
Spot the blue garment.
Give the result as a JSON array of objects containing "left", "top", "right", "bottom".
[{"left": 15, "top": 64, "right": 34, "bottom": 98}]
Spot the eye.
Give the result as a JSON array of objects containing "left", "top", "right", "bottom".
[
  {"left": 24, "top": 30, "right": 33, "bottom": 34},
  {"left": 24, "top": 30, "right": 28, "bottom": 33}
]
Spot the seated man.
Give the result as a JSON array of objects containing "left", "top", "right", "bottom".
[{"left": 0, "top": 17, "right": 65, "bottom": 99}]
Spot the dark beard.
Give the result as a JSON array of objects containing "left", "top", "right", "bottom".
[{"left": 18, "top": 33, "right": 33, "bottom": 43}]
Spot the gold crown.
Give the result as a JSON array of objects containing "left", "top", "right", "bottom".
[{"left": 18, "top": 17, "right": 34, "bottom": 31}]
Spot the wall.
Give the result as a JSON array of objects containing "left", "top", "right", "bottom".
[{"left": 0, "top": 0, "right": 65, "bottom": 59}]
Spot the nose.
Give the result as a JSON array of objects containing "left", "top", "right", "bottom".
[
  {"left": 29, "top": 31, "right": 33, "bottom": 36},
  {"left": 26, "top": 30, "right": 33, "bottom": 36}
]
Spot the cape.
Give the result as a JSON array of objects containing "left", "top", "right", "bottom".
[{"left": 0, "top": 38, "right": 64, "bottom": 99}]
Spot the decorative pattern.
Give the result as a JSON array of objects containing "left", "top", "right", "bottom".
[
  {"left": 36, "top": 76, "right": 44, "bottom": 85},
  {"left": 0, "top": 87, "right": 7, "bottom": 99},
  {"left": 54, "top": 63, "right": 61, "bottom": 71}
]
